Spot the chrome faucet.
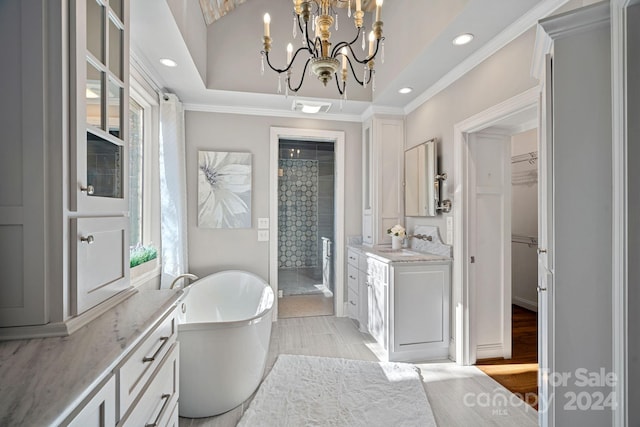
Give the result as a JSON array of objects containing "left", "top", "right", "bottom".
[
  {"left": 170, "top": 273, "right": 199, "bottom": 290},
  {"left": 411, "top": 234, "right": 433, "bottom": 242}
]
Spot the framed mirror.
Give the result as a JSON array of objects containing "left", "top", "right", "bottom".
[{"left": 404, "top": 138, "right": 437, "bottom": 217}]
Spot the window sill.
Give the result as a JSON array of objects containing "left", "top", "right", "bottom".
[{"left": 131, "top": 258, "right": 161, "bottom": 288}]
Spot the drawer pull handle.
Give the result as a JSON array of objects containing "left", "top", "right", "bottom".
[
  {"left": 350, "top": 301, "right": 356, "bottom": 306},
  {"left": 80, "top": 235, "right": 95, "bottom": 244},
  {"left": 145, "top": 393, "right": 171, "bottom": 427},
  {"left": 80, "top": 184, "right": 95, "bottom": 195},
  {"left": 143, "top": 336, "right": 169, "bottom": 363},
  {"left": 349, "top": 275, "right": 356, "bottom": 280}
]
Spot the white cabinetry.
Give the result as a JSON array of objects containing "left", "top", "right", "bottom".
[
  {"left": 346, "top": 247, "right": 369, "bottom": 332},
  {"left": 67, "top": 376, "right": 117, "bottom": 427},
  {"left": 365, "top": 255, "right": 451, "bottom": 362},
  {"left": 362, "top": 117, "right": 404, "bottom": 246},
  {"left": 0, "top": 0, "right": 132, "bottom": 339},
  {"left": 66, "top": 307, "right": 179, "bottom": 427}
]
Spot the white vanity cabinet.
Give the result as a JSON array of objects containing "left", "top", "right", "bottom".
[
  {"left": 362, "top": 117, "right": 405, "bottom": 246},
  {"left": 64, "top": 306, "right": 179, "bottom": 427},
  {"left": 0, "top": 0, "right": 132, "bottom": 339},
  {"left": 390, "top": 263, "right": 450, "bottom": 361},
  {"left": 363, "top": 253, "right": 451, "bottom": 362},
  {"left": 346, "top": 247, "right": 369, "bottom": 332},
  {"left": 66, "top": 375, "right": 117, "bottom": 427}
]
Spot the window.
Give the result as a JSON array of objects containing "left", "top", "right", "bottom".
[
  {"left": 128, "top": 91, "right": 159, "bottom": 274},
  {"left": 129, "top": 98, "right": 144, "bottom": 247}
]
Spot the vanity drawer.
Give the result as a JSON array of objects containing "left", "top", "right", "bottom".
[
  {"left": 347, "top": 265, "right": 359, "bottom": 294},
  {"left": 347, "top": 248, "right": 360, "bottom": 267},
  {"left": 347, "top": 288, "right": 358, "bottom": 319},
  {"left": 117, "top": 308, "right": 178, "bottom": 418},
  {"left": 118, "top": 343, "right": 179, "bottom": 427}
]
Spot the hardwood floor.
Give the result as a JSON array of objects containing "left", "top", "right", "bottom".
[
  {"left": 179, "top": 316, "right": 538, "bottom": 427},
  {"left": 476, "top": 305, "right": 538, "bottom": 409}
]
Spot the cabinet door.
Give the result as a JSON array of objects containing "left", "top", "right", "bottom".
[
  {"left": 362, "top": 214, "right": 373, "bottom": 245},
  {"left": 392, "top": 264, "right": 450, "bottom": 351},
  {"left": 70, "top": 0, "right": 129, "bottom": 214},
  {"left": 70, "top": 216, "right": 130, "bottom": 315},
  {"left": 66, "top": 375, "right": 116, "bottom": 427},
  {"left": 367, "top": 259, "right": 388, "bottom": 349}
]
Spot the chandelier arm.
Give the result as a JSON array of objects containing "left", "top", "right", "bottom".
[
  {"left": 330, "top": 27, "right": 363, "bottom": 58},
  {"left": 288, "top": 57, "right": 313, "bottom": 93},
  {"left": 263, "top": 47, "right": 310, "bottom": 74},
  {"left": 346, "top": 37, "right": 385, "bottom": 65},
  {"left": 346, "top": 56, "right": 365, "bottom": 86},
  {"left": 334, "top": 74, "right": 345, "bottom": 95}
]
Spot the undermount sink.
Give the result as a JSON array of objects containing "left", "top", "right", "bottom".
[{"left": 376, "top": 249, "right": 421, "bottom": 256}]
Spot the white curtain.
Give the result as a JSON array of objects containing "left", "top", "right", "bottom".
[{"left": 159, "top": 93, "right": 189, "bottom": 288}]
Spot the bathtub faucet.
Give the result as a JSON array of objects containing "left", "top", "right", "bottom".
[{"left": 170, "top": 273, "right": 199, "bottom": 290}]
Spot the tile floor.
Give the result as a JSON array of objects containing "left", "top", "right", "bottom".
[{"left": 179, "top": 316, "right": 538, "bottom": 427}]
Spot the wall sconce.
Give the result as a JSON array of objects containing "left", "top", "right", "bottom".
[{"left": 435, "top": 173, "right": 452, "bottom": 213}]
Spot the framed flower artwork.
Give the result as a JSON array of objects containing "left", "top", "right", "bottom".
[{"left": 198, "top": 151, "right": 252, "bottom": 228}]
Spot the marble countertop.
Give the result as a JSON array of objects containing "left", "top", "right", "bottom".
[
  {"left": 350, "top": 245, "right": 452, "bottom": 263},
  {"left": 0, "top": 289, "right": 182, "bottom": 426}
]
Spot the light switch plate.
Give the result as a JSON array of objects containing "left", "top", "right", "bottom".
[
  {"left": 446, "top": 216, "right": 454, "bottom": 245},
  {"left": 258, "top": 218, "right": 269, "bottom": 229},
  {"left": 258, "top": 230, "right": 269, "bottom": 241}
]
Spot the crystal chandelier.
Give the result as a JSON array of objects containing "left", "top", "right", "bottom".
[{"left": 260, "top": 0, "right": 385, "bottom": 100}]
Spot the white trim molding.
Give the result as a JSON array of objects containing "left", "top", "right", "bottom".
[
  {"left": 269, "top": 127, "right": 346, "bottom": 321},
  {"left": 452, "top": 86, "right": 541, "bottom": 367},
  {"left": 538, "top": 1, "right": 610, "bottom": 40},
  {"left": 405, "top": 0, "right": 570, "bottom": 115},
  {"left": 610, "top": 1, "right": 636, "bottom": 425},
  {"left": 185, "top": 102, "right": 363, "bottom": 123}
]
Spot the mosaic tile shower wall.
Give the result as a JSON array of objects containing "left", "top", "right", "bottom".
[{"left": 278, "top": 159, "right": 319, "bottom": 268}]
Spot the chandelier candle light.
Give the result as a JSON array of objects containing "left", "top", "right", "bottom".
[{"left": 261, "top": 0, "right": 385, "bottom": 99}]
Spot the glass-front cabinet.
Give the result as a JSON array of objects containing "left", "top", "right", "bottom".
[
  {"left": 71, "top": 0, "right": 129, "bottom": 213},
  {"left": 69, "top": 0, "right": 131, "bottom": 318}
]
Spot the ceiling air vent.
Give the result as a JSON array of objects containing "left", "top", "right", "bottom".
[{"left": 292, "top": 100, "right": 332, "bottom": 114}]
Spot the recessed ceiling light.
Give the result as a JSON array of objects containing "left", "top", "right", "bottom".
[
  {"left": 398, "top": 87, "right": 413, "bottom": 94},
  {"left": 159, "top": 58, "right": 178, "bottom": 67},
  {"left": 452, "top": 33, "right": 474, "bottom": 46}
]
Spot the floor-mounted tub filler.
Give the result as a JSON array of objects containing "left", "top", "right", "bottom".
[{"left": 176, "top": 270, "right": 274, "bottom": 418}]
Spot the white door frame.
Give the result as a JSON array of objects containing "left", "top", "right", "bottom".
[
  {"left": 611, "top": 1, "right": 635, "bottom": 425},
  {"left": 269, "top": 127, "right": 346, "bottom": 321},
  {"left": 453, "top": 86, "right": 542, "bottom": 364}
]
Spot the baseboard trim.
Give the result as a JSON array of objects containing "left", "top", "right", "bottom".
[
  {"left": 512, "top": 296, "right": 538, "bottom": 312},
  {"left": 476, "top": 343, "right": 505, "bottom": 360}
]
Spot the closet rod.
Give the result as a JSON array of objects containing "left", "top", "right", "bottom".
[{"left": 511, "top": 151, "right": 538, "bottom": 164}]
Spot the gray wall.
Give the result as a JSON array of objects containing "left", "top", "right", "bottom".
[
  {"left": 166, "top": 0, "right": 208, "bottom": 84},
  {"left": 185, "top": 112, "right": 361, "bottom": 283},
  {"left": 404, "top": 27, "right": 539, "bottom": 237},
  {"left": 553, "top": 19, "right": 612, "bottom": 426},
  {"left": 627, "top": 3, "right": 640, "bottom": 425}
]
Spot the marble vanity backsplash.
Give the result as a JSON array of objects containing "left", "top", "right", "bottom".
[{"left": 410, "top": 225, "right": 453, "bottom": 258}]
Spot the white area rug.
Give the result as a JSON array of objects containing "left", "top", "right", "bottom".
[{"left": 238, "top": 354, "right": 437, "bottom": 427}]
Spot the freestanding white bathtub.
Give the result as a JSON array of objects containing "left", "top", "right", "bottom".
[{"left": 177, "top": 270, "right": 274, "bottom": 418}]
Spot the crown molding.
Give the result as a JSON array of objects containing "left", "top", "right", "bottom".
[
  {"left": 403, "top": 0, "right": 571, "bottom": 116},
  {"left": 183, "top": 102, "right": 364, "bottom": 122},
  {"left": 539, "top": 1, "right": 610, "bottom": 41},
  {"left": 531, "top": 24, "right": 554, "bottom": 80},
  {"left": 360, "top": 105, "right": 406, "bottom": 122}
]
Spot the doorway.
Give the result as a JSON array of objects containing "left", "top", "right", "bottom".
[
  {"left": 474, "top": 126, "right": 539, "bottom": 409},
  {"left": 268, "top": 127, "right": 345, "bottom": 322},
  {"left": 277, "top": 139, "right": 335, "bottom": 318},
  {"left": 452, "top": 87, "right": 548, "bottom": 413}
]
